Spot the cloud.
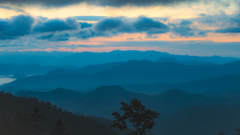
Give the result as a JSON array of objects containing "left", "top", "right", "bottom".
[
  {"left": 36, "top": 34, "right": 54, "bottom": 40},
  {"left": 95, "top": 18, "right": 126, "bottom": 33},
  {"left": 0, "top": 15, "right": 34, "bottom": 40},
  {"left": 201, "top": 19, "right": 216, "bottom": 24},
  {"left": 172, "top": 20, "right": 207, "bottom": 37},
  {"left": 78, "top": 29, "right": 95, "bottom": 39},
  {"left": 79, "top": 22, "right": 92, "bottom": 29},
  {"left": 215, "top": 18, "right": 240, "bottom": 33},
  {"left": 0, "top": 5, "right": 25, "bottom": 12},
  {"left": 1, "top": 14, "right": 216, "bottom": 41},
  {"left": 94, "top": 17, "right": 124, "bottom": 32},
  {"left": 36, "top": 33, "right": 70, "bottom": 41},
  {"left": 32, "top": 17, "right": 80, "bottom": 33},
  {"left": 194, "top": 13, "right": 240, "bottom": 33},
  {"left": 75, "top": 16, "right": 106, "bottom": 21},
  {"left": 132, "top": 16, "right": 169, "bottom": 34},
  {"left": 198, "top": 13, "right": 207, "bottom": 17},
  {"left": 173, "top": 26, "right": 195, "bottom": 37},
  {"left": 0, "top": 15, "right": 81, "bottom": 40},
  {"left": 76, "top": 16, "right": 169, "bottom": 39},
  {"left": 0, "top": 44, "right": 25, "bottom": 47},
  {"left": 0, "top": 0, "right": 198, "bottom": 7},
  {"left": 92, "top": 16, "right": 169, "bottom": 35},
  {"left": 179, "top": 20, "right": 192, "bottom": 25},
  {"left": 215, "top": 27, "right": 240, "bottom": 33}
]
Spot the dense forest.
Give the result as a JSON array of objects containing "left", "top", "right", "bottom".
[
  {"left": 0, "top": 91, "right": 119, "bottom": 135},
  {"left": 15, "top": 86, "right": 240, "bottom": 135}
]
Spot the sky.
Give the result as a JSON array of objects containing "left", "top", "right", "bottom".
[{"left": 0, "top": 0, "right": 240, "bottom": 57}]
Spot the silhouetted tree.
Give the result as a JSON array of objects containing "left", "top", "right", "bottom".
[
  {"left": 236, "top": 128, "right": 240, "bottom": 135},
  {"left": 13, "top": 111, "right": 32, "bottom": 135},
  {"left": 0, "top": 100, "right": 7, "bottom": 135},
  {"left": 50, "top": 118, "right": 68, "bottom": 135},
  {"left": 31, "top": 106, "right": 45, "bottom": 135},
  {"left": 111, "top": 98, "right": 160, "bottom": 135},
  {"left": 0, "top": 106, "right": 3, "bottom": 115},
  {"left": 219, "top": 132, "right": 225, "bottom": 135},
  {"left": 0, "top": 100, "right": 5, "bottom": 116},
  {"left": 0, "top": 115, "right": 13, "bottom": 135}
]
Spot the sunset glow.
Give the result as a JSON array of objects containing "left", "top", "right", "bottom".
[{"left": 0, "top": 0, "right": 239, "bottom": 57}]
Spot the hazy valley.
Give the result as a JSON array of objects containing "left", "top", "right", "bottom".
[{"left": 0, "top": 50, "right": 240, "bottom": 135}]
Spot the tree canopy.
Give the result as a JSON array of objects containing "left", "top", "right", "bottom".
[
  {"left": 50, "top": 118, "right": 68, "bottom": 135},
  {"left": 111, "top": 98, "right": 160, "bottom": 135}
]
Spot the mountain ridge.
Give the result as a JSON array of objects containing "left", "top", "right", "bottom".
[
  {"left": 0, "top": 50, "right": 238, "bottom": 67},
  {"left": 4, "top": 60, "right": 240, "bottom": 92},
  {"left": 15, "top": 85, "right": 237, "bottom": 119}
]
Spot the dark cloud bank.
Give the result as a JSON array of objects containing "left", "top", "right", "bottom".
[
  {"left": 0, "top": 0, "right": 197, "bottom": 7},
  {"left": 32, "top": 17, "right": 80, "bottom": 33},
  {"left": 215, "top": 18, "right": 240, "bottom": 33},
  {"left": 171, "top": 20, "right": 207, "bottom": 37},
  {"left": 0, "top": 15, "right": 34, "bottom": 40},
  {"left": 1, "top": 14, "right": 239, "bottom": 41},
  {"left": 0, "top": 15, "right": 170, "bottom": 40}
]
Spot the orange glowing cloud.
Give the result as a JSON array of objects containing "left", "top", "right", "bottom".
[{"left": 86, "top": 32, "right": 240, "bottom": 43}]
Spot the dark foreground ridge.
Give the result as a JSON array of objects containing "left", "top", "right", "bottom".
[
  {"left": 0, "top": 91, "right": 119, "bottom": 135},
  {"left": 15, "top": 86, "right": 240, "bottom": 135}
]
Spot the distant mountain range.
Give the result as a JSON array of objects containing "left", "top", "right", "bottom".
[
  {"left": 153, "top": 104, "right": 240, "bottom": 135},
  {"left": 77, "top": 61, "right": 125, "bottom": 75},
  {"left": 0, "top": 64, "right": 56, "bottom": 76},
  {"left": 15, "top": 85, "right": 240, "bottom": 135},
  {"left": 0, "top": 50, "right": 238, "bottom": 67},
  {"left": 2, "top": 50, "right": 240, "bottom": 135},
  {"left": 156, "top": 57, "right": 218, "bottom": 65},
  {"left": 45, "top": 61, "right": 125, "bottom": 76},
  {"left": 15, "top": 86, "right": 239, "bottom": 118},
  {"left": 3, "top": 60, "right": 240, "bottom": 92},
  {"left": 122, "top": 75, "right": 240, "bottom": 95},
  {"left": 0, "top": 61, "right": 124, "bottom": 78},
  {"left": 16, "top": 88, "right": 83, "bottom": 107}
]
